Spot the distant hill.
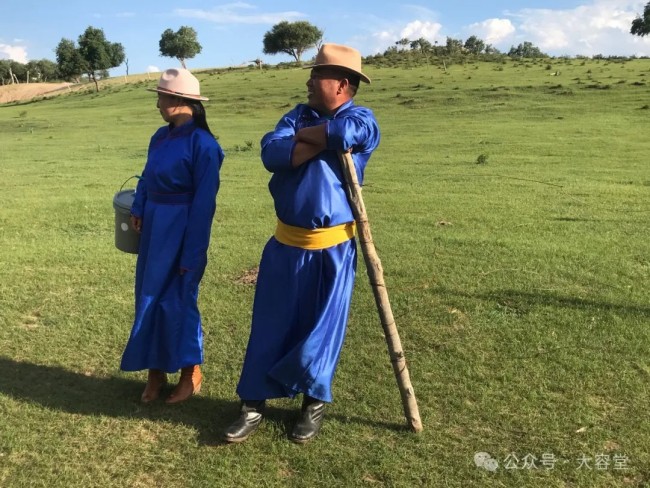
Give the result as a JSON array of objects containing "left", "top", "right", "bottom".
[{"left": 0, "top": 82, "right": 74, "bottom": 104}]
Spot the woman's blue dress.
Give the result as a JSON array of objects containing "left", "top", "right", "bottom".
[{"left": 120, "top": 121, "right": 224, "bottom": 373}]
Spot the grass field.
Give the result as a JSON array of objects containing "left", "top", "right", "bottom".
[{"left": 1, "top": 57, "right": 649, "bottom": 487}]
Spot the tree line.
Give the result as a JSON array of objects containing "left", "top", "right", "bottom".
[
  {"left": 386, "top": 36, "right": 548, "bottom": 58},
  {"left": 0, "top": 58, "right": 58, "bottom": 85}
]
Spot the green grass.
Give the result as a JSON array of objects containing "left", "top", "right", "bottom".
[{"left": 1, "top": 58, "right": 649, "bottom": 487}]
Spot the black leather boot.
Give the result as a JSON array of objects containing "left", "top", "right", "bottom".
[
  {"left": 290, "top": 396, "right": 326, "bottom": 444},
  {"left": 223, "top": 400, "right": 265, "bottom": 443}
]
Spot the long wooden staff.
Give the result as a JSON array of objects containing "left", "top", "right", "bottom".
[{"left": 338, "top": 150, "right": 423, "bottom": 433}]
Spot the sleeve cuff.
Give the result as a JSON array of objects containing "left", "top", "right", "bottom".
[
  {"left": 263, "top": 138, "right": 296, "bottom": 171},
  {"left": 326, "top": 119, "right": 345, "bottom": 150}
]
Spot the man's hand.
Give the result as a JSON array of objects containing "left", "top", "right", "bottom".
[
  {"left": 294, "top": 124, "right": 327, "bottom": 146},
  {"left": 292, "top": 125, "right": 328, "bottom": 168}
]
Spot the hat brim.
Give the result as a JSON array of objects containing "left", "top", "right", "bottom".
[
  {"left": 146, "top": 86, "right": 209, "bottom": 101},
  {"left": 304, "top": 63, "right": 371, "bottom": 84}
]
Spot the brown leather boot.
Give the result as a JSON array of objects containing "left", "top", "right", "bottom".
[
  {"left": 141, "top": 369, "right": 167, "bottom": 403},
  {"left": 166, "top": 365, "right": 202, "bottom": 404}
]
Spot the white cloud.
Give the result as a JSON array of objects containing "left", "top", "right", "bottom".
[
  {"left": 400, "top": 20, "right": 443, "bottom": 42},
  {"left": 0, "top": 43, "right": 28, "bottom": 63},
  {"left": 147, "top": 66, "right": 160, "bottom": 73},
  {"left": 467, "top": 18, "right": 516, "bottom": 45},
  {"left": 174, "top": 3, "right": 305, "bottom": 25},
  {"left": 366, "top": 20, "right": 443, "bottom": 54},
  {"left": 507, "top": 0, "right": 650, "bottom": 56}
]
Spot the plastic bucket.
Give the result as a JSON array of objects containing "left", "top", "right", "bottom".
[{"left": 113, "top": 189, "right": 140, "bottom": 254}]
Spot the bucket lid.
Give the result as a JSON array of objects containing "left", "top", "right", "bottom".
[{"left": 113, "top": 189, "right": 136, "bottom": 211}]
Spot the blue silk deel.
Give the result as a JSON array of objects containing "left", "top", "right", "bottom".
[
  {"left": 237, "top": 237, "right": 357, "bottom": 402},
  {"left": 120, "top": 121, "right": 223, "bottom": 373},
  {"left": 236, "top": 100, "right": 380, "bottom": 402}
]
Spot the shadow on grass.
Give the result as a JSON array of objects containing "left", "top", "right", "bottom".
[
  {"left": 440, "top": 287, "right": 650, "bottom": 317},
  {"left": 0, "top": 357, "right": 406, "bottom": 446},
  {"left": 497, "top": 290, "right": 650, "bottom": 316}
]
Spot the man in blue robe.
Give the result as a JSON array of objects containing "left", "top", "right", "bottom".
[{"left": 224, "top": 44, "right": 380, "bottom": 443}]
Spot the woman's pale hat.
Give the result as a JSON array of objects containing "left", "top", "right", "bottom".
[
  {"left": 147, "top": 68, "right": 208, "bottom": 101},
  {"left": 307, "top": 43, "right": 371, "bottom": 84}
]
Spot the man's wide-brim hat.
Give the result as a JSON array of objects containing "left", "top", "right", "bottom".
[
  {"left": 307, "top": 43, "right": 371, "bottom": 84},
  {"left": 147, "top": 68, "right": 209, "bottom": 101}
]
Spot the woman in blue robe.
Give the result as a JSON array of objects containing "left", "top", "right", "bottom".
[{"left": 120, "top": 68, "right": 224, "bottom": 404}]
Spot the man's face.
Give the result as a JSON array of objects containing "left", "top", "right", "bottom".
[{"left": 306, "top": 68, "right": 346, "bottom": 113}]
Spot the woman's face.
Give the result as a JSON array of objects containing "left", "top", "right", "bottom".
[{"left": 157, "top": 93, "right": 181, "bottom": 123}]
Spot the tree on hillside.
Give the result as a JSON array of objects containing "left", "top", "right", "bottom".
[
  {"left": 0, "top": 60, "right": 14, "bottom": 84},
  {"left": 631, "top": 2, "right": 650, "bottom": 36},
  {"left": 6, "top": 60, "right": 26, "bottom": 83},
  {"left": 55, "top": 28, "right": 124, "bottom": 90},
  {"left": 484, "top": 44, "right": 501, "bottom": 55},
  {"left": 395, "top": 38, "right": 410, "bottom": 50},
  {"left": 464, "top": 35, "right": 486, "bottom": 55},
  {"left": 55, "top": 38, "right": 86, "bottom": 83},
  {"left": 39, "top": 59, "right": 59, "bottom": 81},
  {"left": 25, "top": 59, "right": 55, "bottom": 82},
  {"left": 508, "top": 41, "right": 547, "bottom": 58},
  {"left": 262, "top": 21, "right": 322, "bottom": 62},
  {"left": 445, "top": 37, "right": 464, "bottom": 55},
  {"left": 382, "top": 45, "right": 399, "bottom": 56},
  {"left": 159, "top": 26, "right": 202, "bottom": 69},
  {"left": 410, "top": 38, "right": 432, "bottom": 53},
  {"left": 78, "top": 27, "right": 125, "bottom": 91}
]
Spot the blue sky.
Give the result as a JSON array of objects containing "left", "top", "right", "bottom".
[{"left": 2, "top": 1, "right": 650, "bottom": 75}]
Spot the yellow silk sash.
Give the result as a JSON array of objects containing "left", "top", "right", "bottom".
[{"left": 274, "top": 219, "right": 356, "bottom": 250}]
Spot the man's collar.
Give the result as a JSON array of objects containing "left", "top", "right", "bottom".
[{"left": 306, "top": 99, "right": 354, "bottom": 119}]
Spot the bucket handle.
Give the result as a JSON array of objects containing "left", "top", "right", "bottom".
[{"left": 120, "top": 175, "right": 142, "bottom": 192}]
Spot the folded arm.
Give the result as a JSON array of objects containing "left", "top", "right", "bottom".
[{"left": 291, "top": 124, "right": 327, "bottom": 168}]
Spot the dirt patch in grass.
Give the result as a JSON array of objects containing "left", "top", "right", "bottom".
[{"left": 235, "top": 266, "right": 259, "bottom": 285}]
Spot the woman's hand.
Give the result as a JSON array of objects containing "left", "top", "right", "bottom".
[{"left": 130, "top": 215, "right": 142, "bottom": 234}]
